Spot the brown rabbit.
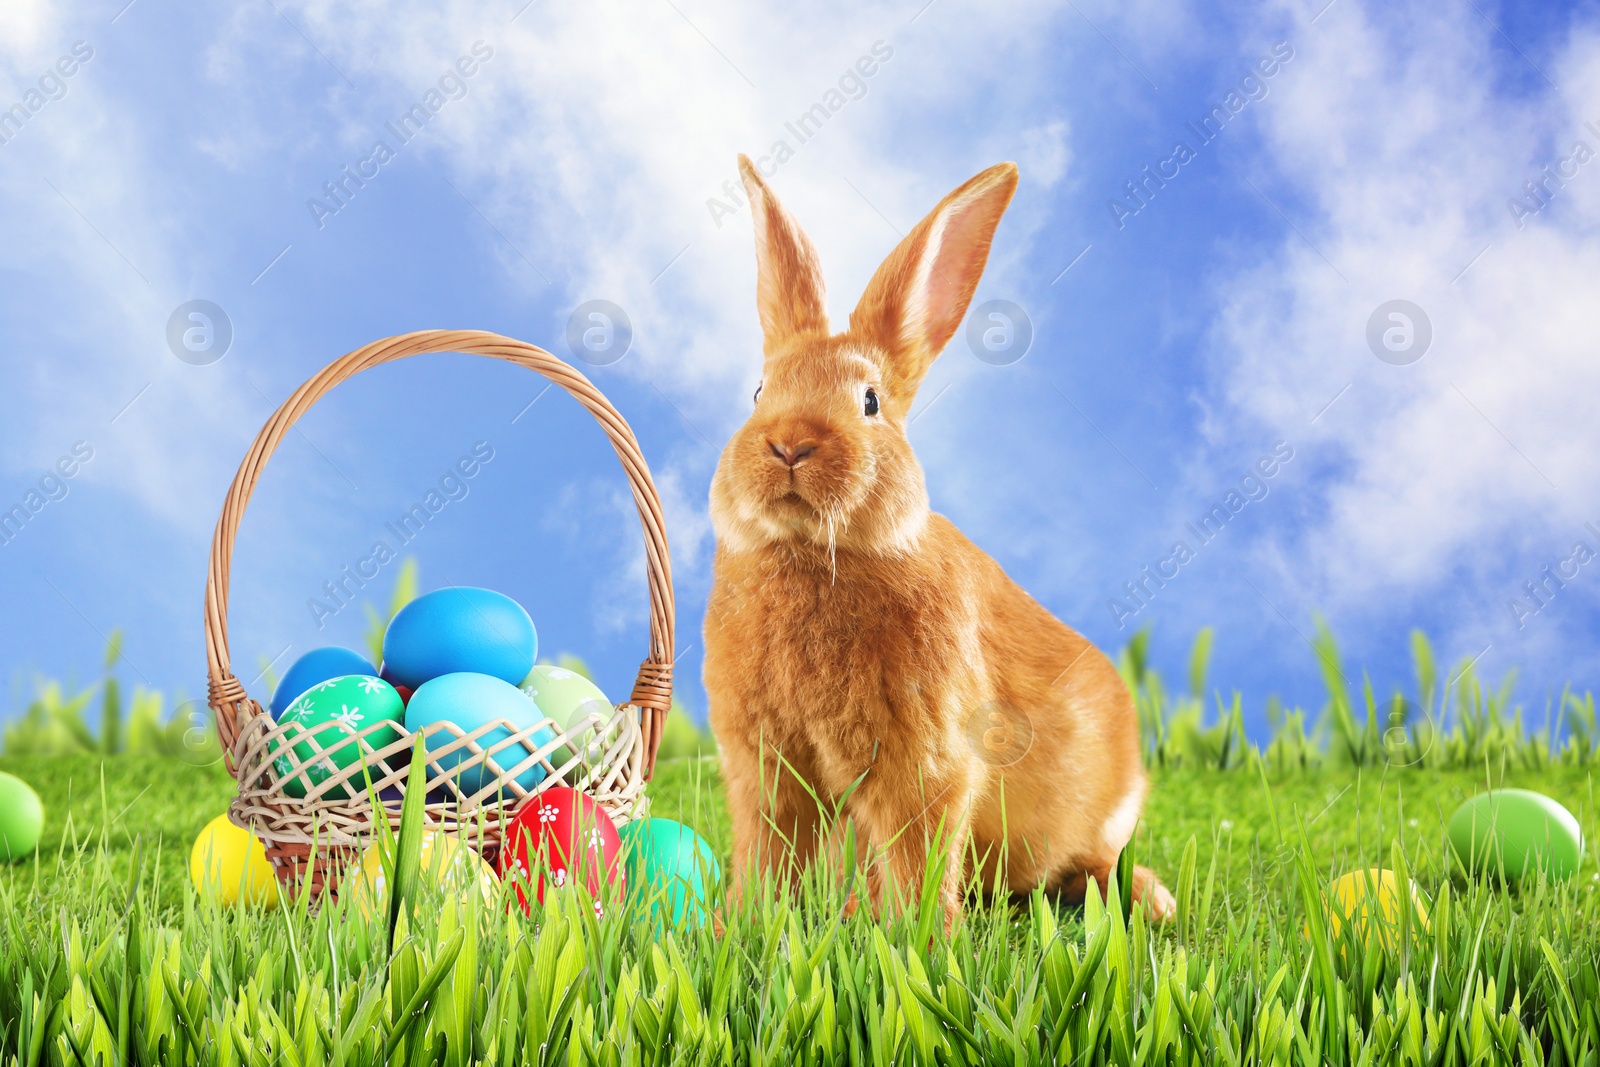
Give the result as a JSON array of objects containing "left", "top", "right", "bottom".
[{"left": 704, "top": 155, "right": 1174, "bottom": 927}]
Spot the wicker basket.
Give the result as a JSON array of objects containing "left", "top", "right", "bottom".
[{"left": 204, "top": 329, "right": 675, "bottom": 902}]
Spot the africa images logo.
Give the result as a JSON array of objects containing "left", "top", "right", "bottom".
[
  {"left": 704, "top": 40, "right": 895, "bottom": 228},
  {"left": 306, "top": 41, "right": 494, "bottom": 230},
  {"left": 0, "top": 41, "right": 94, "bottom": 147},
  {"left": 1106, "top": 42, "right": 1294, "bottom": 229},
  {"left": 1108, "top": 441, "right": 1294, "bottom": 628}
]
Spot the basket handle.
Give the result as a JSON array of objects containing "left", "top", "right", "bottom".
[{"left": 204, "top": 329, "right": 675, "bottom": 779}]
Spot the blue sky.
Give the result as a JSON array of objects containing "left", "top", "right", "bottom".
[{"left": 2, "top": 0, "right": 1597, "bottom": 739}]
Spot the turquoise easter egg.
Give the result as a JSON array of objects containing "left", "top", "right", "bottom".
[
  {"left": 270, "top": 646, "right": 376, "bottom": 718},
  {"left": 522, "top": 665, "right": 613, "bottom": 769},
  {"left": 405, "top": 672, "right": 555, "bottom": 796},
  {"left": 382, "top": 587, "right": 536, "bottom": 689},
  {"left": 1448, "top": 789, "right": 1584, "bottom": 882},
  {"left": 274, "top": 675, "right": 405, "bottom": 800},
  {"left": 0, "top": 772, "right": 44, "bottom": 863},
  {"left": 619, "top": 817, "right": 720, "bottom": 924}
]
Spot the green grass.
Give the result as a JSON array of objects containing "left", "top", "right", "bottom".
[
  {"left": 11, "top": 753, "right": 1595, "bottom": 908},
  {"left": 0, "top": 756, "right": 233, "bottom": 906},
  {"left": 3, "top": 752, "right": 1597, "bottom": 1065},
  {"left": 5, "top": 620, "right": 1600, "bottom": 1064}
]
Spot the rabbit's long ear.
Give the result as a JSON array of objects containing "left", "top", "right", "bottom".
[
  {"left": 849, "top": 162, "right": 1018, "bottom": 397},
  {"left": 739, "top": 154, "right": 828, "bottom": 357}
]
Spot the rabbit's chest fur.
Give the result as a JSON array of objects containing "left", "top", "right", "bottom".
[{"left": 704, "top": 517, "right": 986, "bottom": 786}]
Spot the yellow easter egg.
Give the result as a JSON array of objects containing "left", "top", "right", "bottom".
[
  {"left": 1315, "top": 868, "right": 1429, "bottom": 949},
  {"left": 189, "top": 814, "right": 281, "bottom": 908},
  {"left": 341, "top": 831, "right": 499, "bottom": 919}
]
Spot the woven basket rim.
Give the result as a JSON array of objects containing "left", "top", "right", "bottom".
[{"left": 228, "top": 701, "right": 648, "bottom": 848}]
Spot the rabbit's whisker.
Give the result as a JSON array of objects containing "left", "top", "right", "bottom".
[{"left": 825, "top": 509, "right": 838, "bottom": 584}]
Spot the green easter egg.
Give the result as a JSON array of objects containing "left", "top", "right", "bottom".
[
  {"left": 0, "top": 772, "right": 44, "bottom": 862},
  {"left": 522, "top": 665, "right": 613, "bottom": 771},
  {"left": 1448, "top": 788, "right": 1583, "bottom": 882},
  {"left": 274, "top": 675, "right": 404, "bottom": 800},
  {"left": 619, "top": 817, "right": 720, "bottom": 925}
]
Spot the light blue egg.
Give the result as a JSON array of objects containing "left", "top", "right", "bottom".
[
  {"left": 382, "top": 587, "right": 536, "bottom": 689},
  {"left": 270, "top": 647, "right": 376, "bottom": 719},
  {"left": 404, "top": 672, "right": 554, "bottom": 796}
]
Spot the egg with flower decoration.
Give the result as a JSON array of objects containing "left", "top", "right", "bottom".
[
  {"left": 274, "top": 675, "right": 404, "bottom": 800},
  {"left": 499, "top": 786, "right": 625, "bottom": 914},
  {"left": 521, "top": 664, "right": 613, "bottom": 771},
  {"left": 270, "top": 646, "right": 376, "bottom": 718}
]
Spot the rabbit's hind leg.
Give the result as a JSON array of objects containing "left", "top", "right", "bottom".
[{"left": 1049, "top": 859, "right": 1177, "bottom": 922}]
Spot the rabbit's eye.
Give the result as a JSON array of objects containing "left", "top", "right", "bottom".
[
  {"left": 753, "top": 382, "right": 763, "bottom": 405},
  {"left": 864, "top": 388, "right": 880, "bottom": 416}
]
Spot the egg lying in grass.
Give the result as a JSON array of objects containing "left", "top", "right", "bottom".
[
  {"left": 618, "top": 817, "right": 720, "bottom": 924},
  {"left": 382, "top": 587, "right": 537, "bottom": 689},
  {"left": 270, "top": 646, "right": 377, "bottom": 719},
  {"left": 521, "top": 664, "right": 614, "bottom": 770},
  {"left": 500, "top": 787, "right": 625, "bottom": 914},
  {"left": 274, "top": 675, "right": 405, "bottom": 800},
  {"left": 341, "top": 832, "right": 498, "bottom": 919},
  {"left": 1313, "top": 869, "right": 1429, "bottom": 951},
  {"left": 190, "top": 814, "right": 280, "bottom": 908},
  {"left": 1448, "top": 789, "right": 1583, "bottom": 882},
  {"left": 0, "top": 771, "right": 44, "bottom": 863},
  {"left": 404, "top": 672, "right": 556, "bottom": 796}
]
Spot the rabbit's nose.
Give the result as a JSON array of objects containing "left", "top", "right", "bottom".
[{"left": 768, "top": 441, "right": 814, "bottom": 467}]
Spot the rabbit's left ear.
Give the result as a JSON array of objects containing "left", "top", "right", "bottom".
[
  {"left": 849, "top": 162, "right": 1018, "bottom": 397},
  {"left": 740, "top": 154, "right": 829, "bottom": 358}
]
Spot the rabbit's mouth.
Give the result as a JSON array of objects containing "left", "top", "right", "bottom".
[
  {"left": 762, "top": 485, "right": 833, "bottom": 529},
  {"left": 769, "top": 490, "right": 817, "bottom": 522},
  {"left": 709, "top": 425, "right": 887, "bottom": 553},
  {"left": 764, "top": 445, "right": 877, "bottom": 522}
]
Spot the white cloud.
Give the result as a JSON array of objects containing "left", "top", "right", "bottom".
[
  {"left": 270, "top": 0, "right": 1077, "bottom": 392},
  {"left": 238, "top": 0, "right": 1083, "bottom": 605},
  {"left": 0, "top": 49, "right": 264, "bottom": 532},
  {"left": 1202, "top": 1, "right": 1600, "bottom": 670},
  {"left": 0, "top": 0, "right": 56, "bottom": 71},
  {"left": 1018, "top": 120, "right": 1072, "bottom": 188}
]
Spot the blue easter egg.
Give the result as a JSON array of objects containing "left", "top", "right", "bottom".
[
  {"left": 382, "top": 588, "right": 536, "bottom": 689},
  {"left": 270, "top": 647, "right": 376, "bottom": 719},
  {"left": 404, "top": 672, "right": 555, "bottom": 796}
]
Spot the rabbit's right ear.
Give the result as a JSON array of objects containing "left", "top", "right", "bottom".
[
  {"left": 739, "top": 154, "right": 829, "bottom": 357},
  {"left": 848, "top": 162, "right": 1018, "bottom": 399}
]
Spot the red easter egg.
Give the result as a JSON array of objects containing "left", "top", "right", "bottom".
[
  {"left": 394, "top": 685, "right": 413, "bottom": 706},
  {"left": 499, "top": 787, "right": 625, "bottom": 914}
]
